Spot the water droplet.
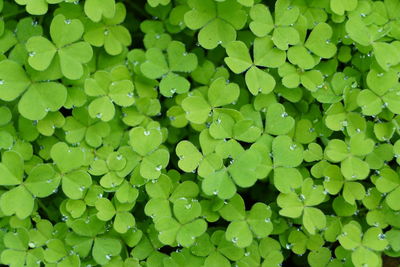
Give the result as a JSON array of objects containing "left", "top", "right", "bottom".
[
  {"left": 0, "top": 80, "right": 4, "bottom": 85},
  {"left": 144, "top": 130, "right": 150, "bottom": 136},
  {"left": 298, "top": 194, "right": 305, "bottom": 201},
  {"left": 351, "top": 82, "right": 358, "bottom": 88},
  {"left": 213, "top": 190, "right": 218, "bottom": 195},
  {"left": 265, "top": 218, "right": 271, "bottom": 223},
  {"left": 185, "top": 204, "right": 192, "bottom": 209},
  {"left": 281, "top": 112, "right": 288, "bottom": 118},
  {"left": 98, "top": 193, "right": 103, "bottom": 198},
  {"left": 360, "top": 13, "right": 366, "bottom": 17},
  {"left": 155, "top": 165, "right": 162, "bottom": 171},
  {"left": 285, "top": 243, "right": 292, "bottom": 249},
  {"left": 183, "top": 52, "right": 188, "bottom": 56},
  {"left": 377, "top": 73, "right": 384, "bottom": 77},
  {"left": 216, "top": 118, "right": 221, "bottom": 124},
  {"left": 79, "top": 186, "right": 85, "bottom": 191},
  {"left": 289, "top": 144, "right": 297, "bottom": 150},
  {"left": 155, "top": 34, "right": 161, "bottom": 39},
  {"left": 244, "top": 252, "right": 250, "bottom": 256},
  {"left": 232, "top": 237, "right": 238, "bottom": 243},
  {"left": 325, "top": 39, "right": 331, "bottom": 44},
  {"left": 127, "top": 92, "right": 133, "bottom": 98},
  {"left": 378, "top": 28, "right": 383, "bottom": 33},
  {"left": 217, "top": 40, "right": 222, "bottom": 44},
  {"left": 96, "top": 113, "right": 102, "bottom": 119},
  {"left": 29, "top": 51, "right": 36, "bottom": 57},
  {"left": 28, "top": 242, "right": 36, "bottom": 248},
  {"left": 64, "top": 19, "right": 71, "bottom": 24},
  {"left": 342, "top": 232, "right": 348, "bottom": 236},
  {"left": 46, "top": 179, "right": 52, "bottom": 183},
  {"left": 105, "top": 254, "right": 112, "bottom": 260}
]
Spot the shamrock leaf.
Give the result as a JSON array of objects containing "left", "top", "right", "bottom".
[
  {"left": 15, "top": 0, "right": 59, "bottom": 15},
  {"left": 0, "top": 60, "right": 67, "bottom": 121},
  {"left": 305, "top": 23, "right": 337, "bottom": 59},
  {"left": 85, "top": 65, "right": 134, "bottom": 121},
  {"left": 84, "top": 0, "right": 116, "bottom": 22},
  {"left": 224, "top": 40, "right": 276, "bottom": 95},
  {"left": 176, "top": 141, "right": 203, "bottom": 173},
  {"left": 0, "top": 185, "right": 34, "bottom": 219},
  {"left": 272, "top": 135, "right": 303, "bottom": 168},
  {"left": 129, "top": 126, "right": 163, "bottom": 156},
  {"left": 26, "top": 14, "right": 93, "bottom": 80},
  {"left": 330, "top": 0, "right": 358, "bottom": 16},
  {"left": 181, "top": 95, "right": 211, "bottom": 124},
  {"left": 277, "top": 178, "right": 326, "bottom": 234},
  {"left": 249, "top": 1, "right": 300, "bottom": 50},
  {"left": 184, "top": 0, "right": 247, "bottom": 49},
  {"left": 0, "top": 151, "right": 24, "bottom": 186},
  {"left": 140, "top": 41, "right": 197, "bottom": 97},
  {"left": 50, "top": 142, "right": 84, "bottom": 173},
  {"left": 265, "top": 103, "right": 295, "bottom": 135},
  {"left": 374, "top": 167, "right": 400, "bottom": 210},
  {"left": 84, "top": 3, "right": 131, "bottom": 55},
  {"left": 92, "top": 237, "right": 121, "bottom": 265}
]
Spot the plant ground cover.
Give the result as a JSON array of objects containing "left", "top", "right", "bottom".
[{"left": 0, "top": 0, "right": 399, "bottom": 266}]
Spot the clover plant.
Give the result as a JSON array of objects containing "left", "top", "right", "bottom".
[{"left": 0, "top": 0, "right": 400, "bottom": 266}]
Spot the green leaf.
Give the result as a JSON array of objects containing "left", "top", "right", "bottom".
[
  {"left": 274, "top": 167, "right": 303, "bottom": 193},
  {"left": 246, "top": 203, "right": 273, "bottom": 238},
  {"left": 224, "top": 41, "right": 252, "bottom": 74},
  {"left": 245, "top": 66, "right": 276, "bottom": 95},
  {"left": 225, "top": 220, "right": 253, "bottom": 248},
  {"left": 26, "top": 36, "right": 56, "bottom": 71},
  {"left": 18, "top": 82, "right": 67, "bottom": 120},
  {"left": 0, "top": 185, "right": 34, "bottom": 219},
  {"left": 272, "top": 135, "right": 303, "bottom": 167},
  {"left": 249, "top": 4, "right": 274, "bottom": 37},
  {"left": 305, "top": 23, "right": 337, "bottom": 59},
  {"left": 208, "top": 77, "right": 240, "bottom": 107},
  {"left": 24, "top": 164, "right": 60, "bottom": 197},
  {"left": 176, "top": 141, "right": 203, "bottom": 173},
  {"left": 228, "top": 149, "right": 261, "bottom": 188},
  {"left": 50, "top": 142, "right": 84, "bottom": 173},
  {"left": 129, "top": 127, "right": 163, "bottom": 156},
  {"left": 0, "top": 60, "right": 31, "bottom": 101},
  {"left": 0, "top": 151, "right": 24, "bottom": 186},
  {"left": 202, "top": 170, "right": 236, "bottom": 199},
  {"left": 338, "top": 222, "right": 362, "bottom": 250},
  {"left": 92, "top": 237, "right": 121, "bottom": 265},
  {"left": 62, "top": 170, "right": 92, "bottom": 199},
  {"left": 330, "top": 0, "right": 358, "bottom": 16},
  {"left": 84, "top": 0, "right": 116, "bottom": 22},
  {"left": 198, "top": 18, "right": 236, "bottom": 49},
  {"left": 303, "top": 207, "right": 326, "bottom": 235},
  {"left": 182, "top": 96, "right": 211, "bottom": 124},
  {"left": 265, "top": 103, "right": 295, "bottom": 135}
]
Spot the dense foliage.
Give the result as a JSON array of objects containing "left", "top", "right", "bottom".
[{"left": 0, "top": 0, "right": 399, "bottom": 266}]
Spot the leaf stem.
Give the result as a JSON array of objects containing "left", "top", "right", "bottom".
[
  {"left": 2, "top": 9, "right": 26, "bottom": 19},
  {"left": 37, "top": 199, "right": 53, "bottom": 218},
  {"left": 123, "top": 0, "right": 150, "bottom": 19}
]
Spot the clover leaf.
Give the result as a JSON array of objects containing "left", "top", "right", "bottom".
[
  {"left": 84, "top": 3, "right": 131, "bottom": 55},
  {"left": 224, "top": 40, "right": 276, "bottom": 95},
  {"left": 184, "top": 0, "right": 247, "bottom": 49},
  {"left": 139, "top": 41, "right": 197, "bottom": 97},
  {"left": 26, "top": 14, "right": 93, "bottom": 80}
]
